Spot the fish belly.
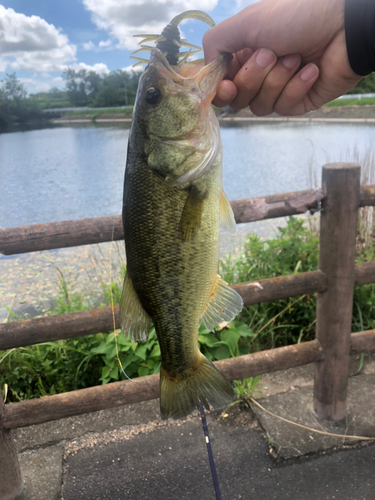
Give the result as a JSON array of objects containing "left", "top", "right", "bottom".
[{"left": 123, "top": 156, "right": 234, "bottom": 418}]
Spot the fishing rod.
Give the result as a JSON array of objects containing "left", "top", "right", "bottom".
[{"left": 199, "top": 401, "right": 222, "bottom": 500}]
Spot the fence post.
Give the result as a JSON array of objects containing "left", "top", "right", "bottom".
[
  {"left": 0, "top": 391, "right": 23, "bottom": 499},
  {"left": 313, "top": 163, "right": 361, "bottom": 421}
]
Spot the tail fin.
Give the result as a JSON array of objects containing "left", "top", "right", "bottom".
[{"left": 160, "top": 355, "right": 234, "bottom": 419}]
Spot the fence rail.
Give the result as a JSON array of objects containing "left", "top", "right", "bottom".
[
  {"left": 1, "top": 263, "right": 375, "bottom": 351},
  {"left": 1, "top": 163, "right": 375, "bottom": 499}
]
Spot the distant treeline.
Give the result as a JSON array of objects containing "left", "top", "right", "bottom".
[
  {"left": 61, "top": 68, "right": 141, "bottom": 107},
  {"left": 1, "top": 68, "right": 375, "bottom": 128},
  {"left": 33, "top": 68, "right": 141, "bottom": 109},
  {"left": 29, "top": 68, "right": 141, "bottom": 109},
  {"left": 350, "top": 73, "right": 375, "bottom": 94},
  {"left": 0, "top": 69, "right": 141, "bottom": 127},
  {"left": 0, "top": 74, "right": 41, "bottom": 128}
]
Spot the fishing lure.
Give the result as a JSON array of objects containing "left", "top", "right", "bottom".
[{"left": 130, "top": 10, "right": 215, "bottom": 67}]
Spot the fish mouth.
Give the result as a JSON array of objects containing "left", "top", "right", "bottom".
[{"left": 150, "top": 48, "right": 230, "bottom": 100}]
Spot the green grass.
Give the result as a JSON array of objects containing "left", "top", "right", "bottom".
[
  {"left": 1, "top": 217, "right": 374, "bottom": 402},
  {"left": 35, "top": 98, "right": 71, "bottom": 109},
  {"left": 65, "top": 107, "right": 133, "bottom": 116},
  {"left": 325, "top": 97, "right": 375, "bottom": 107}
]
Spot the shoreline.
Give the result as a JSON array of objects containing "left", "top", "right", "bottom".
[
  {"left": 53, "top": 116, "right": 375, "bottom": 124},
  {"left": 52, "top": 105, "right": 375, "bottom": 125}
]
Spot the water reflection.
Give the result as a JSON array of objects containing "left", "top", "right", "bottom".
[
  {"left": 221, "top": 121, "right": 374, "bottom": 200},
  {"left": 0, "top": 121, "right": 374, "bottom": 229}
]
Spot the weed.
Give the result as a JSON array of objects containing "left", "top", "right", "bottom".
[
  {"left": 325, "top": 97, "right": 375, "bottom": 107},
  {"left": 225, "top": 376, "right": 261, "bottom": 411},
  {"left": 1, "top": 216, "right": 374, "bottom": 401}
]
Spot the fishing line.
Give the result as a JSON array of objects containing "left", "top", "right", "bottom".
[
  {"left": 108, "top": 226, "right": 159, "bottom": 382},
  {"left": 199, "top": 401, "right": 222, "bottom": 500},
  {"left": 108, "top": 224, "right": 138, "bottom": 383},
  {"left": 250, "top": 397, "right": 375, "bottom": 441}
]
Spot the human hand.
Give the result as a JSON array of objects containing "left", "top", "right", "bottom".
[{"left": 203, "top": 0, "right": 363, "bottom": 116}]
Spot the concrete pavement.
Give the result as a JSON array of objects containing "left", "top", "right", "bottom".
[{"left": 13, "top": 355, "right": 375, "bottom": 500}]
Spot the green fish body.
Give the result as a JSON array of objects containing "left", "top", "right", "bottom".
[{"left": 121, "top": 49, "right": 243, "bottom": 419}]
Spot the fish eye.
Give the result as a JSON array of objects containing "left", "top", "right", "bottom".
[{"left": 145, "top": 87, "right": 161, "bottom": 105}]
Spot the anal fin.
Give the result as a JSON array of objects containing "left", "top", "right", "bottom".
[
  {"left": 220, "top": 190, "right": 236, "bottom": 234},
  {"left": 201, "top": 275, "right": 243, "bottom": 331},
  {"left": 120, "top": 272, "right": 152, "bottom": 341}
]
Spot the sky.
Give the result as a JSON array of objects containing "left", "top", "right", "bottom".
[{"left": 0, "top": 0, "right": 256, "bottom": 95}]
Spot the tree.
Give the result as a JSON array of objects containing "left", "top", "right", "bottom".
[
  {"left": 350, "top": 73, "right": 375, "bottom": 94},
  {"left": 63, "top": 69, "right": 103, "bottom": 106},
  {"left": 62, "top": 66, "right": 141, "bottom": 108},
  {"left": 91, "top": 70, "right": 140, "bottom": 107},
  {"left": 0, "top": 73, "right": 38, "bottom": 127}
]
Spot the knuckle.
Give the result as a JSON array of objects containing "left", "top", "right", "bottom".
[
  {"left": 235, "top": 71, "right": 260, "bottom": 93},
  {"left": 202, "top": 30, "right": 210, "bottom": 49},
  {"left": 230, "top": 101, "right": 246, "bottom": 111},
  {"left": 250, "top": 102, "right": 273, "bottom": 116},
  {"left": 273, "top": 103, "right": 290, "bottom": 116}
]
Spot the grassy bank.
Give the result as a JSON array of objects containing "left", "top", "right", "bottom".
[
  {"left": 64, "top": 108, "right": 133, "bottom": 118},
  {"left": 55, "top": 99, "right": 375, "bottom": 123},
  {"left": 326, "top": 97, "right": 375, "bottom": 107},
  {"left": 1, "top": 217, "right": 374, "bottom": 402}
]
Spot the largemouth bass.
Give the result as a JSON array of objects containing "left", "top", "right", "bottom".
[{"left": 120, "top": 13, "right": 243, "bottom": 419}]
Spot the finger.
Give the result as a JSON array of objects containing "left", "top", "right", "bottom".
[
  {"left": 211, "top": 48, "right": 255, "bottom": 107},
  {"left": 230, "top": 48, "right": 277, "bottom": 110},
  {"left": 273, "top": 63, "right": 320, "bottom": 116},
  {"left": 226, "top": 48, "right": 255, "bottom": 80},
  {"left": 212, "top": 80, "right": 238, "bottom": 107},
  {"left": 250, "top": 53, "right": 301, "bottom": 116},
  {"left": 203, "top": 14, "right": 245, "bottom": 64}
]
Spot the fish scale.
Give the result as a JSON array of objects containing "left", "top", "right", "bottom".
[{"left": 120, "top": 15, "right": 243, "bottom": 419}]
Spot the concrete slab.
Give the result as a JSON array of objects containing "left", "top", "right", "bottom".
[
  {"left": 12, "top": 400, "right": 160, "bottom": 452},
  {"left": 17, "top": 445, "right": 64, "bottom": 500},
  {"left": 258, "top": 354, "right": 375, "bottom": 398},
  {"left": 61, "top": 406, "right": 375, "bottom": 500},
  {"left": 253, "top": 372, "right": 375, "bottom": 459},
  {"left": 11, "top": 357, "right": 375, "bottom": 499}
]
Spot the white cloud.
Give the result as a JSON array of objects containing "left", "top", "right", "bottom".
[
  {"left": 121, "top": 64, "right": 144, "bottom": 73},
  {"left": 35, "top": 82, "right": 51, "bottom": 92},
  {"left": 234, "top": 0, "right": 259, "bottom": 13},
  {"left": 99, "top": 39, "right": 112, "bottom": 48},
  {"left": 18, "top": 76, "right": 58, "bottom": 94},
  {"left": 83, "top": 41, "right": 95, "bottom": 50},
  {"left": 67, "top": 62, "right": 110, "bottom": 76},
  {"left": 0, "top": 59, "right": 9, "bottom": 72},
  {"left": 82, "top": 0, "right": 218, "bottom": 50},
  {"left": 17, "top": 64, "right": 109, "bottom": 95},
  {"left": 18, "top": 77, "right": 34, "bottom": 85},
  {"left": 0, "top": 5, "right": 76, "bottom": 73}
]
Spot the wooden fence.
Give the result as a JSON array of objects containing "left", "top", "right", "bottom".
[{"left": 1, "top": 163, "right": 375, "bottom": 498}]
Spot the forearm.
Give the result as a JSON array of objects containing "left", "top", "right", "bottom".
[{"left": 345, "top": 0, "right": 375, "bottom": 75}]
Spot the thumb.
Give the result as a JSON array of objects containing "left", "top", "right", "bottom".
[{"left": 203, "top": 14, "right": 251, "bottom": 64}]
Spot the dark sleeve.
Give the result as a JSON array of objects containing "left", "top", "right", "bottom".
[{"left": 345, "top": 0, "right": 375, "bottom": 76}]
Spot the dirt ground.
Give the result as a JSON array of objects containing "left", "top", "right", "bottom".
[{"left": 0, "top": 218, "right": 293, "bottom": 322}]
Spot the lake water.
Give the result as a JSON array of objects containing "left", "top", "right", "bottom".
[{"left": 0, "top": 121, "right": 374, "bottom": 229}]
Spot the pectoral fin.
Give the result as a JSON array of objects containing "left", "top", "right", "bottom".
[
  {"left": 201, "top": 275, "right": 243, "bottom": 331},
  {"left": 179, "top": 185, "right": 207, "bottom": 242},
  {"left": 220, "top": 190, "right": 236, "bottom": 234},
  {"left": 120, "top": 272, "right": 152, "bottom": 341}
]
